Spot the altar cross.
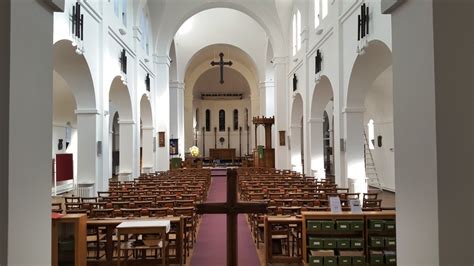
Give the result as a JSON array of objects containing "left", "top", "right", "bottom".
[
  {"left": 210, "top": 52, "right": 233, "bottom": 84},
  {"left": 195, "top": 169, "right": 268, "bottom": 266}
]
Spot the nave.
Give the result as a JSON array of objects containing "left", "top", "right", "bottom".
[{"left": 52, "top": 167, "right": 395, "bottom": 265}]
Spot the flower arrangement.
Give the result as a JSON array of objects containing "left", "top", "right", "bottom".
[{"left": 189, "top": 146, "right": 200, "bottom": 157}]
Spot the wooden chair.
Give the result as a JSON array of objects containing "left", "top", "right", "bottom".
[
  {"left": 51, "top": 203, "right": 63, "bottom": 214},
  {"left": 120, "top": 208, "right": 142, "bottom": 218},
  {"left": 147, "top": 207, "right": 169, "bottom": 218},
  {"left": 363, "top": 199, "right": 382, "bottom": 211},
  {"left": 173, "top": 207, "right": 195, "bottom": 255}
]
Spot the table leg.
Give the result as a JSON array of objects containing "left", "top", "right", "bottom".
[{"left": 104, "top": 225, "right": 114, "bottom": 264}]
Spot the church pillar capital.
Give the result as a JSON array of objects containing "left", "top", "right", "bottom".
[
  {"left": 118, "top": 119, "right": 135, "bottom": 125},
  {"left": 75, "top": 109, "right": 100, "bottom": 115},
  {"left": 141, "top": 126, "right": 154, "bottom": 130},
  {"left": 272, "top": 56, "right": 288, "bottom": 66},
  {"left": 343, "top": 107, "right": 366, "bottom": 114},
  {"left": 153, "top": 55, "right": 171, "bottom": 67},
  {"left": 259, "top": 81, "right": 275, "bottom": 89},
  {"left": 169, "top": 80, "right": 185, "bottom": 90}
]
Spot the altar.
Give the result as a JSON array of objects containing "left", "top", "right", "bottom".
[{"left": 209, "top": 148, "right": 236, "bottom": 161}]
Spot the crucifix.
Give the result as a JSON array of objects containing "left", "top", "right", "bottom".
[
  {"left": 315, "top": 49, "right": 323, "bottom": 74},
  {"left": 210, "top": 52, "right": 233, "bottom": 84},
  {"left": 293, "top": 73, "right": 298, "bottom": 92},
  {"left": 196, "top": 169, "right": 267, "bottom": 266}
]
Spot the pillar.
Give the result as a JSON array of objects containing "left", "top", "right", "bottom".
[
  {"left": 272, "top": 57, "right": 290, "bottom": 169},
  {"left": 290, "top": 124, "right": 302, "bottom": 173},
  {"left": 343, "top": 107, "right": 366, "bottom": 193},
  {"left": 75, "top": 109, "right": 99, "bottom": 195},
  {"left": 170, "top": 81, "right": 185, "bottom": 157},
  {"left": 3, "top": 0, "right": 58, "bottom": 264},
  {"left": 309, "top": 118, "right": 325, "bottom": 180},
  {"left": 153, "top": 55, "right": 170, "bottom": 171},
  {"left": 141, "top": 126, "right": 154, "bottom": 172},
  {"left": 388, "top": 0, "right": 473, "bottom": 263},
  {"left": 118, "top": 120, "right": 134, "bottom": 181}
]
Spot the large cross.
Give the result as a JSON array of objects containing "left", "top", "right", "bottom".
[
  {"left": 196, "top": 169, "right": 267, "bottom": 266},
  {"left": 210, "top": 52, "right": 233, "bottom": 84}
]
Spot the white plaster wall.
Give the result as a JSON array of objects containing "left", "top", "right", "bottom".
[
  {"left": 194, "top": 99, "right": 251, "bottom": 157},
  {"left": 364, "top": 80, "right": 395, "bottom": 190}
]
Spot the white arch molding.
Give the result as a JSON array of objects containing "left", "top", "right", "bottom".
[
  {"left": 290, "top": 93, "right": 304, "bottom": 173},
  {"left": 184, "top": 44, "right": 260, "bottom": 154},
  {"left": 140, "top": 94, "right": 154, "bottom": 174},
  {"left": 151, "top": 2, "right": 286, "bottom": 57},
  {"left": 109, "top": 76, "right": 135, "bottom": 181},
  {"left": 53, "top": 39, "right": 99, "bottom": 193},
  {"left": 344, "top": 40, "right": 393, "bottom": 193},
  {"left": 310, "top": 75, "right": 334, "bottom": 180}
]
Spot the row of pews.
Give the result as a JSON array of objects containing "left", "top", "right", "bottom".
[
  {"left": 237, "top": 168, "right": 388, "bottom": 264},
  {"left": 52, "top": 168, "right": 211, "bottom": 265}
]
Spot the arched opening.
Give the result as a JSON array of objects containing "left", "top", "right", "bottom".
[
  {"left": 291, "top": 94, "right": 304, "bottom": 173},
  {"left": 52, "top": 39, "right": 97, "bottom": 194},
  {"left": 140, "top": 95, "right": 154, "bottom": 174},
  {"left": 345, "top": 40, "right": 393, "bottom": 193},
  {"left": 109, "top": 76, "right": 134, "bottom": 181},
  {"left": 184, "top": 43, "right": 257, "bottom": 163},
  {"left": 310, "top": 75, "right": 334, "bottom": 180}
]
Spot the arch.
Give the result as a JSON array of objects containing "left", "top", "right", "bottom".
[
  {"left": 53, "top": 39, "right": 96, "bottom": 110},
  {"left": 291, "top": 93, "right": 304, "bottom": 126},
  {"left": 140, "top": 94, "right": 153, "bottom": 127},
  {"left": 109, "top": 76, "right": 133, "bottom": 121},
  {"left": 153, "top": 2, "right": 285, "bottom": 57},
  {"left": 290, "top": 93, "right": 304, "bottom": 173},
  {"left": 311, "top": 75, "right": 334, "bottom": 119},
  {"left": 346, "top": 40, "right": 392, "bottom": 108},
  {"left": 169, "top": 40, "right": 178, "bottom": 81}
]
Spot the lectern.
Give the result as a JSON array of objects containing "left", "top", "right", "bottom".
[{"left": 252, "top": 116, "right": 275, "bottom": 168}]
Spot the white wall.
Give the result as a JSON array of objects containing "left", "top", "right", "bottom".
[
  {"left": 194, "top": 99, "right": 251, "bottom": 157},
  {"left": 364, "top": 67, "right": 395, "bottom": 190}
]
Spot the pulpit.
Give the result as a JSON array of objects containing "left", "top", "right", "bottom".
[{"left": 252, "top": 116, "right": 275, "bottom": 168}]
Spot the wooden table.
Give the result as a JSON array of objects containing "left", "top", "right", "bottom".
[
  {"left": 87, "top": 216, "right": 184, "bottom": 265},
  {"left": 264, "top": 215, "right": 303, "bottom": 265},
  {"left": 116, "top": 220, "right": 170, "bottom": 266}
]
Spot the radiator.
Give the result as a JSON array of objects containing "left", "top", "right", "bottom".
[{"left": 74, "top": 183, "right": 95, "bottom": 197}]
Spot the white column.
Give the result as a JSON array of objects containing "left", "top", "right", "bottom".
[
  {"left": 154, "top": 55, "right": 170, "bottom": 171},
  {"left": 290, "top": 124, "right": 302, "bottom": 173},
  {"left": 343, "top": 107, "right": 367, "bottom": 194},
  {"left": 118, "top": 120, "right": 134, "bottom": 181},
  {"left": 309, "top": 118, "right": 325, "bottom": 179},
  {"left": 5, "top": 0, "right": 56, "bottom": 264},
  {"left": 75, "top": 109, "right": 99, "bottom": 193},
  {"left": 141, "top": 126, "right": 154, "bottom": 172},
  {"left": 389, "top": 0, "right": 473, "bottom": 263},
  {"left": 170, "top": 81, "right": 185, "bottom": 157},
  {"left": 272, "top": 57, "right": 290, "bottom": 169}
]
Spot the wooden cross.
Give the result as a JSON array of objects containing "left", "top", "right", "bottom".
[
  {"left": 358, "top": 3, "right": 369, "bottom": 41},
  {"left": 196, "top": 169, "right": 267, "bottom": 266},
  {"left": 210, "top": 52, "right": 233, "bottom": 84}
]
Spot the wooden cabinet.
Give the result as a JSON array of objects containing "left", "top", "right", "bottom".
[
  {"left": 302, "top": 211, "right": 396, "bottom": 266},
  {"left": 52, "top": 214, "right": 86, "bottom": 266}
]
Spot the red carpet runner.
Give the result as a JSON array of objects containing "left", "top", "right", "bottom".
[{"left": 190, "top": 169, "right": 260, "bottom": 266}]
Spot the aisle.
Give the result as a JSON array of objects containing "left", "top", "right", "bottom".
[{"left": 190, "top": 169, "right": 260, "bottom": 266}]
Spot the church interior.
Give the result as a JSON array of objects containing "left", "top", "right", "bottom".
[{"left": 1, "top": 0, "right": 473, "bottom": 265}]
